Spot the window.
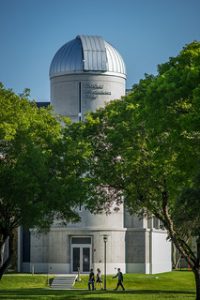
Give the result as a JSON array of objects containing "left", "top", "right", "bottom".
[{"left": 71, "top": 237, "right": 91, "bottom": 244}]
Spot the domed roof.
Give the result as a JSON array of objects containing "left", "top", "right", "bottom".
[{"left": 49, "top": 35, "right": 126, "bottom": 79}]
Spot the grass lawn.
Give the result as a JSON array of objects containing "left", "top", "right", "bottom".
[{"left": 0, "top": 271, "right": 196, "bottom": 300}]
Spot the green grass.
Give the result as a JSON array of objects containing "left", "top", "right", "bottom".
[{"left": 0, "top": 271, "right": 196, "bottom": 300}]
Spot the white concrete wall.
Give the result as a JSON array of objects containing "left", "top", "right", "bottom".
[
  {"left": 126, "top": 263, "right": 147, "bottom": 273},
  {"left": 150, "top": 230, "right": 172, "bottom": 274},
  {"left": 50, "top": 74, "right": 126, "bottom": 121},
  {"left": 60, "top": 205, "right": 124, "bottom": 230},
  {"left": 22, "top": 262, "right": 125, "bottom": 275},
  {"left": 29, "top": 227, "right": 126, "bottom": 274},
  {"left": 125, "top": 228, "right": 171, "bottom": 274},
  {"left": 22, "top": 262, "right": 70, "bottom": 274}
]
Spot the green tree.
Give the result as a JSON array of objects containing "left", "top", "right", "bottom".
[
  {"left": 0, "top": 84, "right": 87, "bottom": 279},
  {"left": 83, "top": 41, "right": 200, "bottom": 299}
]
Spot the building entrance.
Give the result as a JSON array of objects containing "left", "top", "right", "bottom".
[{"left": 71, "top": 237, "right": 92, "bottom": 273}]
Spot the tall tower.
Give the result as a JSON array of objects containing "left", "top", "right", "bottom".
[{"left": 29, "top": 35, "right": 127, "bottom": 274}]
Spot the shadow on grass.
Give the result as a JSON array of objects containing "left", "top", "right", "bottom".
[
  {"left": 120, "top": 290, "right": 194, "bottom": 294},
  {"left": 0, "top": 288, "right": 195, "bottom": 298}
]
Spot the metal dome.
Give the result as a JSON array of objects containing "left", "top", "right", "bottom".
[{"left": 49, "top": 35, "right": 126, "bottom": 79}]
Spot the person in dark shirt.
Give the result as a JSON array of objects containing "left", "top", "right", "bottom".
[
  {"left": 88, "top": 268, "right": 95, "bottom": 290},
  {"left": 96, "top": 268, "right": 102, "bottom": 289},
  {"left": 113, "top": 268, "right": 125, "bottom": 291}
]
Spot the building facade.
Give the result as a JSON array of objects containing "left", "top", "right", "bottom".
[{"left": 18, "top": 35, "right": 171, "bottom": 275}]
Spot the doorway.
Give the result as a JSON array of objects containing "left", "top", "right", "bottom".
[{"left": 71, "top": 236, "right": 92, "bottom": 273}]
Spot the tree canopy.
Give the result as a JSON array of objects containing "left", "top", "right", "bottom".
[
  {"left": 82, "top": 41, "right": 200, "bottom": 299},
  {"left": 0, "top": 84, "right": 89, "bottom": 277}
]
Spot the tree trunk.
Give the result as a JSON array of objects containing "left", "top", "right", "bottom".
[
  {"left": 194, "top": 236, "right": 200, "bottom": 300},
  {"left": 0, "top": 232, "right": 14, "bottom": 280},
  {"left": 160, "top": 188, "right": 199, "bottom": 298},
  {"left": 193, "top": 268, "right": 200, "bottom": 300}
]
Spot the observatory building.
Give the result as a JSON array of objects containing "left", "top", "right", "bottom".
[
  {"left": 19, "top": 35, "right": 171, "bottom": 275},
  {"left": 49, "top": 35, "right": 126, "bottom": 121}
]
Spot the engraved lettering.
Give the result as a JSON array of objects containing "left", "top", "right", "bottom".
[{"left": 83, "top": 82, "right": 112, "bottom": 99}]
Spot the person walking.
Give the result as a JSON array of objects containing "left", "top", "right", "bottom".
[
  {"left": 88, "top": 268, "right": 95, "bottom": 291},
  {"left": 113, "top": 268, "right": 125, "bottom": 291},
  {"left": 96, "top": 268, "right": 102, "bottom": 289}
]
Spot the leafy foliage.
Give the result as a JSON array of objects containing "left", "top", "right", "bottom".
[
  {"left": 0, "top": 84, "right": 89, "bottom": 277},
  {"left": 82, "top": 41, "right": 200, "bottom": 299}
]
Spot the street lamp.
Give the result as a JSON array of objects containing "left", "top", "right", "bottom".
[{"left": 103, "top": 235, "right": 108, "bottom": 290}]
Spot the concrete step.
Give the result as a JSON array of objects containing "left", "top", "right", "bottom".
[{"left": 50, "top": 275, "right": 76, "bottom": 290}]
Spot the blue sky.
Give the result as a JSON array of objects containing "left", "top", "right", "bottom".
[{"left": 0, "top": 0, "right": 199, "bottom": 101}]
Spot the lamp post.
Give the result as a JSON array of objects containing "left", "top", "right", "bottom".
[{"left": 103, "top": 235, "right": 108, "bottom": 290}]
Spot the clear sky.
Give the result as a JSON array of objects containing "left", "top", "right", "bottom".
[{"left": 0, "top": 0, "right": 199, "bottom": 101}]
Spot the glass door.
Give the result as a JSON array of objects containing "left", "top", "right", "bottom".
[
  {"left": 72, "top": 247, "right": 80, "bottom": 272},
  {"left": 82, "top": 247, "right": 90, "bottom": 272},
  {"left": 72, "top": 246, "right": 91, "bottom": 272}
]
